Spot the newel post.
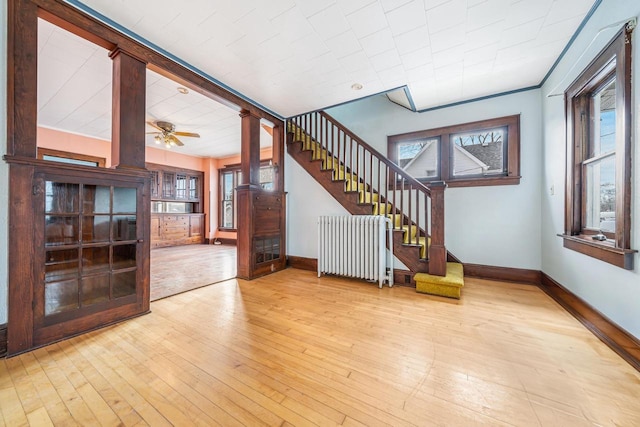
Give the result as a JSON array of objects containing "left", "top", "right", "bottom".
[{"left": 429, "top": 181, "right": 447, "bottom": 276}]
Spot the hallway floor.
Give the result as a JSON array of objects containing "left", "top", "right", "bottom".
[{"left": 150, "top": 244, "right": 236, "bottom": 301}]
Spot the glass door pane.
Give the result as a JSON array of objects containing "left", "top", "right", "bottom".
[{"left": 41, "top": 179, "right": 140, "bottom": 320}]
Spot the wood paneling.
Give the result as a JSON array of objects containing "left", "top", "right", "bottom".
[
  {"left": 2, "top": 270, "right": 640, "bottom": 424},
  {"left": 109, "top": 48, "right": 146, "bottom": 169},
  {"left": 237, "top": 188, "right": 287, "bottom": 280},
  {"left": 0, "top": 324, "right": 7, "bottom": 357},
  {"left": 7, "top": 164, "right": 37, "bottom": 354},
  {"left": 287, "top": 256, "right": 317, "bottom": 272},
  {"left": 463, "top": 263, "right": 541, "bottom": 285},
  {"left": 540, "top": 273, "right": 640, "bottom": 372}
]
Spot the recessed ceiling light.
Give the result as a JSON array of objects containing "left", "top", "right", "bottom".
[
  {"left": 177, "top": 87, "right": 189, "bottom": 94},
  {"left": 351, "top": 83, "right": 363, "bottom": 91}
]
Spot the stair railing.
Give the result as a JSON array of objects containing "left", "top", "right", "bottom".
[{"left": 287, "top": 111, "right": 447, "bottom": 276}]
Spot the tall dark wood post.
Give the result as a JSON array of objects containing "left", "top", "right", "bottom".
[
  {"left": 429, "top": 181, "right": 447, "bottom": 276},
  {"left": 110, "top": 48, "right": 146, "bottom": 169},
  {"left": 272, "top": 124, "right": 284, "bottom": 192},
  {"left": 237, "top": 110, "right": 261, "bottom": 279},
  {"left": 240, "top": 110, "right": 261, "bottom": 185}
]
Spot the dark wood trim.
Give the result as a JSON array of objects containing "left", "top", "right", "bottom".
[
  {"left": 563, "top": 28, "right": 634, "bottom": 262},
  {"left": 146, "top": 162, "right": 203, "bottom": 176},
  {"left": 560, "top": 234, "right": 636, "bottom": 270},
  {"left": 540, "top": 273, "right": 640, "bottom": 372},
  {"left": 7, "top": 164, "right": 37, "bottom": 354},
  {"left": 4, "top": 155, "right": 151, "bottom": 178},
  {"left": 393, "top": 269, "right": 416, "bottom": 287},
  {"left": 463, "top": 263, "right": 541, "bottom": 285},
  {"left": 110, "top": 47, "right": 147, "bottom": 169},
  {"left": 387, "top": 114, "right": 521, "bottom": 187},
  {"left": 287, "top": 256, "right": 317, "bottom": 272},
  {"left": 0, "top": 324, "right": 7, "bottom": 358},
  {"left": 212, "top": 237, "right": 237, "bottom": 246},
  {"left": 37, "top": 147, "right": 106, "bottom": 167}
]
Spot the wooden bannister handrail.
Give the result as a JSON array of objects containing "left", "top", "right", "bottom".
[{"left": 318, "top": 111, "right": 431, "bottom": 196}]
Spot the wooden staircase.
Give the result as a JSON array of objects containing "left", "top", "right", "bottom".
[{"left": 286, "top": 111, "right": 448, "bottom": 277}]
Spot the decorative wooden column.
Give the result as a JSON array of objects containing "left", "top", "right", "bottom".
[
  {"left": 240, "top": 110, "right": 261, "bottom": 185},
  {"left": 110, "top": 48, "right": 146, "bottom": 169},
  {"left": 237, "top": 111, "right": 287, "bottom": 280},
  {"left": 429, "top": 181, "right": 447, "bottom": 276},
  {"left": 237, "top": 110, "right": 262, "bottom": 279}
]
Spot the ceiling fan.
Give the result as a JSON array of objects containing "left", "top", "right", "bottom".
[{"left": 147, "top": 120, "right": 200, "bottom": 148}]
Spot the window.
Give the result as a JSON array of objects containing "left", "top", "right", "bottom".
[
  {"left": 220, "top": 168, "right": 241, "bottom": 230},
  {"left": 562, "top": 28, "right": 635, "bottom": 269},
  {"left": 388, "top": 115, "right": 520, "bottom": 187},
  {"left": 37, "top": 148, "right": 106, "bottom": 167},
  {"left": 219, "top": 161, "right": 275, "bottom": 230}
]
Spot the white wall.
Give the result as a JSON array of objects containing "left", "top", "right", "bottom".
[
  {"left": 0, "top": 0, "right": 8, "bottom": 325},
  {"left": 285, "top": 151, "right": 349, "bottom": 258},
  {"left": 541, "top": 0, "right": 640, "bottom": 339},
  {"left": 291, "top": 90, "right": 542, "bottom": 270}
]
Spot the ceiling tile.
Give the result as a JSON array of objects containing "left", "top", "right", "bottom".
[
  {"left": 359, "top": 28, "right": 396, "bottom": 57},
  {"left": 345, "top": 2, "right": 389, "bottom": 39},
  {"left": 308, "top": 4, "right": 352, "bottom": 40},
  {"left": 385, "top": 0, "right": 427, "bottom": 36},
  {"left": 426, "top": 0, "right": 466, "bottom": 34},
  {"left": 380, "top": 0, "right": 413, "bottom": 12},
  {"left": 324, "top": 30, "right": 363, "bottom": 59},
  {"left": 393, "top": 26, "right": 431, "bottom": 55},
  {"left": 369, "top": 48, "right": 403, "bottom": 72}
]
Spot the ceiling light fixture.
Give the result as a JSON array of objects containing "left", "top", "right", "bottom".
[
  {"left": 351, "top": 83, "right": 363, "bottom": 90},
  {"left": 154, "top": 133, "right": 176, "bottom": 149},
  {"left": 177, "top": 86, "right": 189, "bottom": 94}
]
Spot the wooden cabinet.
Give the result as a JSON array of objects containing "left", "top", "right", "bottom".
[
  {"left": 147, "top": 163, "right": 203, "bottom": 202},
  {"left": 151, "top": 213, "right": 205, "bottom": 248},
  {"left": 147, "top": 163, "right": 205, "bottom": 249},
  {"left": 236, "top": 186, "right": 286, "bottom": 279}
]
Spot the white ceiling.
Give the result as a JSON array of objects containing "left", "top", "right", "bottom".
[
  {"left": 68, "top": 0, "right": 596, "bottom": 115},
  {"left": 38, "top": 0, "right": 597, "bottom": 157}
]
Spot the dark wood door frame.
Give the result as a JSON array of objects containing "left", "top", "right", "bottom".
[{"left": 5, "top": 0, "right": 285, "bottom": 355}]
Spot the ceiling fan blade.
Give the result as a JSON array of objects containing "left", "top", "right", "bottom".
[
  {"left": 173, "top": 131, "right": 200, "bottom": 138},
  {"left": 261, "top": 124, "right": 273, "bottom": 136},
  {"left": 146, "top": 121, "right": 163, "bottom": 131},
  {"left": 168, "top": 135, "right": 184, "bottom": 146}
]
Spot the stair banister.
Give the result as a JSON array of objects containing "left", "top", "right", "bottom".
[{"left": 288, "top": 111, "right": 447, "bottom": 276}]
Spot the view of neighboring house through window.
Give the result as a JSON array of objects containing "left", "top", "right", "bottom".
[
  {"left": 219, "top": 161, "right": 274, "bottom": 230},
  {"left": 451, "top": 127, "right": 506, "bottom": 178},
  {"left": 562, "top": 27, "right": 635, "bottom": 269},
  {"left": 388, "top": 115, "right": 520, "bottom": 187}
]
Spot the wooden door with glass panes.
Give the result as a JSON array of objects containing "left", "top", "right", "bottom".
[{"left": 32, "top": 169, "right": 149, "bottom": 346}]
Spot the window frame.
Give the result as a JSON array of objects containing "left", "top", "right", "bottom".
[
  {"left": 218, "top": 160, "right": 274, "bottom": 231},
  {"left": 387, "top": 115, "right": 521, "bottom": 188},
  {"left": 562, "top": 28, "right": 635, "bottom": 269},
  {"left": 37, "top": 147, "right": 106, "bottom": 167}
]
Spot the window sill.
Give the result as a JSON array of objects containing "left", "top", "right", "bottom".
[
  {"left": 218, "top": 227, "right": 237, "bottom": 232},
  {"left": 559, "top": 234, "right": 636, "bottom": 270},
  {"left": 446, "top": 175, "right": 521, "bottom": 188}
]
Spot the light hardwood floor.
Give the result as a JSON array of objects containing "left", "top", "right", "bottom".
[
  {"left": 2, "top": 268, "right": 640, "bottom": 426},
  {"left": 150, "top": 244, "right": 237, "bottom": 301}
]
